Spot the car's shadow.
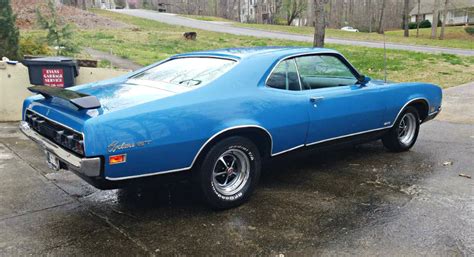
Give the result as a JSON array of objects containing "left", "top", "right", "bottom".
[
  {"left": 79, "top": 140, "right": 436, "bottom": 254},
  {"left": 108, "top": 141, "right": 414, "bottom": 212}
]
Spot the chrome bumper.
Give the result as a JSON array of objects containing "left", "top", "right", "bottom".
[
  {"left": 424, "top": 106, "right": 442, "bottom": 122},
  {"left": 19, "top": 121, "right": 101, "bottom": 177}
]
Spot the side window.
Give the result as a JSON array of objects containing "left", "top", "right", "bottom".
[
  {"left": 266, "top": 59, "right": 301, "bottom": 91},
  {"left": 295, "top": 55, "right": 358, "bottom": 90}
]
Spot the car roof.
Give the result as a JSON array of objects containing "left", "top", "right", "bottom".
[{"left": 172, "top": 47, "right": 340, "bottom": 61}]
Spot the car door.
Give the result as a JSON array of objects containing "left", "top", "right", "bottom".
[
  {"left": 293, "top": 54, "right": 386, "bottom": 145},
  {"left": 264, "top": 58, "right": 309, "bottom": 155}
]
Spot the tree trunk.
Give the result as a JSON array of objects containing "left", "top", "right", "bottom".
[
  {"left": 439, "top": 0, "right": 449, "bottom": 39},
  {"left": 416, "top": 0, "right": 421, "bottom": 37},
  {"left": 238, "top": 0, "right": 241, "bottom": 22},
  {"left": 430, "top": 0, "right": 440, "bottom": 39},
  {"left": 377, "top": 0, "right": 386, "bottom": 34},
  {"left": 313, "top": 0, "right": 328, "bottom": 47},
  {"left": 403, "top": 0, "right": 409, "bottom": 37},
  {"left": 367, "top": 0, "right": 372, "bottom": 33}
]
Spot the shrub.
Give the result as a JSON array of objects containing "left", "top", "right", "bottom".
[
  {"left": 419, "top": 19, "right": 431, "bottom": 28},
  {"left": 0, "top": 0, "right": 20, "bottom": 59},
  {"left": 19, "top": 36, "right": 51, "bottom": 57},
  {"left": 273, "top": 17, "right": 288, "bottom": 26},
  {"left": 408, "top": 22, "right": 418, "bottom": 29},
  {"left": 465, "top": 26, "right": 474, "bottom": 36},
  {"left": 406, "top": 20, "right": 431, "bottom": 29}
]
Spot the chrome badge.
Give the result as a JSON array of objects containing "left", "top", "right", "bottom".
[{"left": 107, "top": 140, "right": 152, "bottom": 153}]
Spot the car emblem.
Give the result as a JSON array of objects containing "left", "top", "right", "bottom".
[
  {"left": 107, "top": 140, "right": 152, "bottom": 153},
  {"left": 227, "top": 167, "right": 234, "bottom": 176}
]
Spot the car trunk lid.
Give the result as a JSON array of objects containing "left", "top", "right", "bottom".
[{"left": 27, "top": 80, "right": 185, "bottom": 131}]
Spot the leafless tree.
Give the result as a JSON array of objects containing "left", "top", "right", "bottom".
[
  {"left": 439, "top": 0, "right": 449, "bottom": 39},
  {"left": 431, "top": 0, "right": 440, "bottom": 38},
  {"left": 284, "top": 0, "right": 307, "bottom": 25},
  {"left": 106, "top": 0, "right": 418, "bottom": 32},
  {"left": 403, "top": 0, "right": 410, "bottom": 37},
  {"left": 367, "top": 0, "right": 373, "bottom": 33},
  {"left": 313, "top": 0, "right": 329, "bottom": 47},
  {"left": 416, "top": 0, "right": 421, "bottom": 37},
  {"left": 377, "top": 0, "right": 386, "bottom": 34}
]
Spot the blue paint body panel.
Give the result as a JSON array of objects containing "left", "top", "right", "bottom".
[{"left": 22, "top": 47, "right": 442, "bottom": 180}]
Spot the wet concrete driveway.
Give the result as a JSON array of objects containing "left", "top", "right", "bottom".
[{"left": 0, "top": 83, "right": 473, "bottom": 256}]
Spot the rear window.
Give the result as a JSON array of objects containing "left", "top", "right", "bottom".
[{"left": 130, "top": 57, "right": 235, "bottom": 87}]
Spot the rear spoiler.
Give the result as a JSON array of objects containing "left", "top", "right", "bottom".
[{"left": 28, "top": 86, "right": 101, "bottom": 109}]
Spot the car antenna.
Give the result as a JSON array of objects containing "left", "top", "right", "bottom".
[{"left": 383, "top": 32, "right": 387, "bottom": 83}]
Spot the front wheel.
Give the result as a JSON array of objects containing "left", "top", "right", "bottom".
[
  {"left": 382, "top": 106, "right": 420, "bottom": 152},
  {"left": 194, "top": 136, "right": 261, "bottom": 209}
]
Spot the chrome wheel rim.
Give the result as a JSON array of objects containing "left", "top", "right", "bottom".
[
  {"left": 212, "top": 149, "right": 250, "bottom": 196},
  {"left": 398, "top": 113, "right": 417, "bottom": 146}
]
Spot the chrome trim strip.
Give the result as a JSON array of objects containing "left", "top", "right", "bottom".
[
  {"left": 263, "top": 51, "right": 360, "bottom": 88},
  {"left": 106, "top": 167, "right": 190, "bottom": 181},
  {"left": 292, "top": 58, "right": 303, "bottom": 91},
  {"left": 188, "top": 125, "right": 273, "bottom": 166},
  {"left": 26, "top": 108, "right": 87, "bottom": 154},
  {"left": 428, "top": 106, "right": 441, "bottom": 117},
  {"left": 272, "top": 144, "right": 304, "bottom": 156},
  {"left": 106, "top": 125, "right": 274, "bottom": 181},
  {"left": 391, "top": 97, "right": 429, "bottom": 125},
  {"left": 305, "top": 98, "right": 430, "bottom": 146},
  {"left": 305, "top": 126, "right": 390, "bottom": 146},
  {"left": 171, "top": 55, "right": 240, "bottom": 62}
]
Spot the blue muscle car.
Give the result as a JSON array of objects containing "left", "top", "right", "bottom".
[{"left": 20, "top": 47, "right": 442, "bottom": 209}]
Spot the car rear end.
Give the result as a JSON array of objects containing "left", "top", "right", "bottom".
[{"left": 19, "top": 91, "right": 110, "bottom": 188}]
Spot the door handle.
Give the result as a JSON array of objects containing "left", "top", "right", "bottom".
[{"left": 310, "top": 96, "right": 324, "bottom": 103}]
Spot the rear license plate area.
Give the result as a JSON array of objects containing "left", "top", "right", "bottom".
[{"left": 45, "top": 151, "right": 60, "bottom": 171}]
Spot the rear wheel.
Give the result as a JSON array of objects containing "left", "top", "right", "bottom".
[
  {"left": 382, "top": 106, "right": 420, "bottom": 152},
  {"left": 194, "top": 136, "right": 261, "bottom": 209}
]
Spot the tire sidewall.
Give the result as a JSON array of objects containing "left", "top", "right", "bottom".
[{"left": 197, "top": 136, "right": 261, "bottom": 209}]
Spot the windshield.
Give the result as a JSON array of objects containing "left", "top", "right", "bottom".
[{"left": 130, "top": 57, "right": 236, "bottom": 87}]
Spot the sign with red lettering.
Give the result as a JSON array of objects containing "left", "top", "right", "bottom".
[{"left": 42, "top": 68, "right": 64, "bottom": 87}]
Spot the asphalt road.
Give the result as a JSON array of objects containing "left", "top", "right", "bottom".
[
  {"left": 0, "top": 83, "right": 473, "bottom": 255},
  {"left": 112, "top": 9, "right": 474, "bottom": 56}
]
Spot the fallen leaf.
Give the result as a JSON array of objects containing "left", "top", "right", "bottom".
[
  {"left": 459, "top": 173, "right": 471, "bottom": 179},
  {"left": 443, "top": 161, "right": 453, "bottom": 166}
]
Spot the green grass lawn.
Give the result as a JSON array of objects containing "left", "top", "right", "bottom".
[{"left": 21, "top": 9, "right": 474, "bottom": 88}]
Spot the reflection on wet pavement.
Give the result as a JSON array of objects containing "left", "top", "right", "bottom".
[{"left": 0, "top": 119, "right": 472, "bottom": 255}]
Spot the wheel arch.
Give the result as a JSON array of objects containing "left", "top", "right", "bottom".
[
  {"left": 408, "top": 99, "right": 430, "bottom": 122},
  {"left": 394, "top": 97, "right": 430, "bottom": 124},
  {"left": 190, "top": 125, "right": 273, "bottom": 169}
]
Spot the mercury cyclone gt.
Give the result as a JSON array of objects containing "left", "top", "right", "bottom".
[{"left": 20, "top": 47, "right": 442, "bottom": 209}]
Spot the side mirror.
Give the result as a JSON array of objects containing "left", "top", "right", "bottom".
[{"left": 358, "top": 75, "right": 371, "bottom": 85}]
